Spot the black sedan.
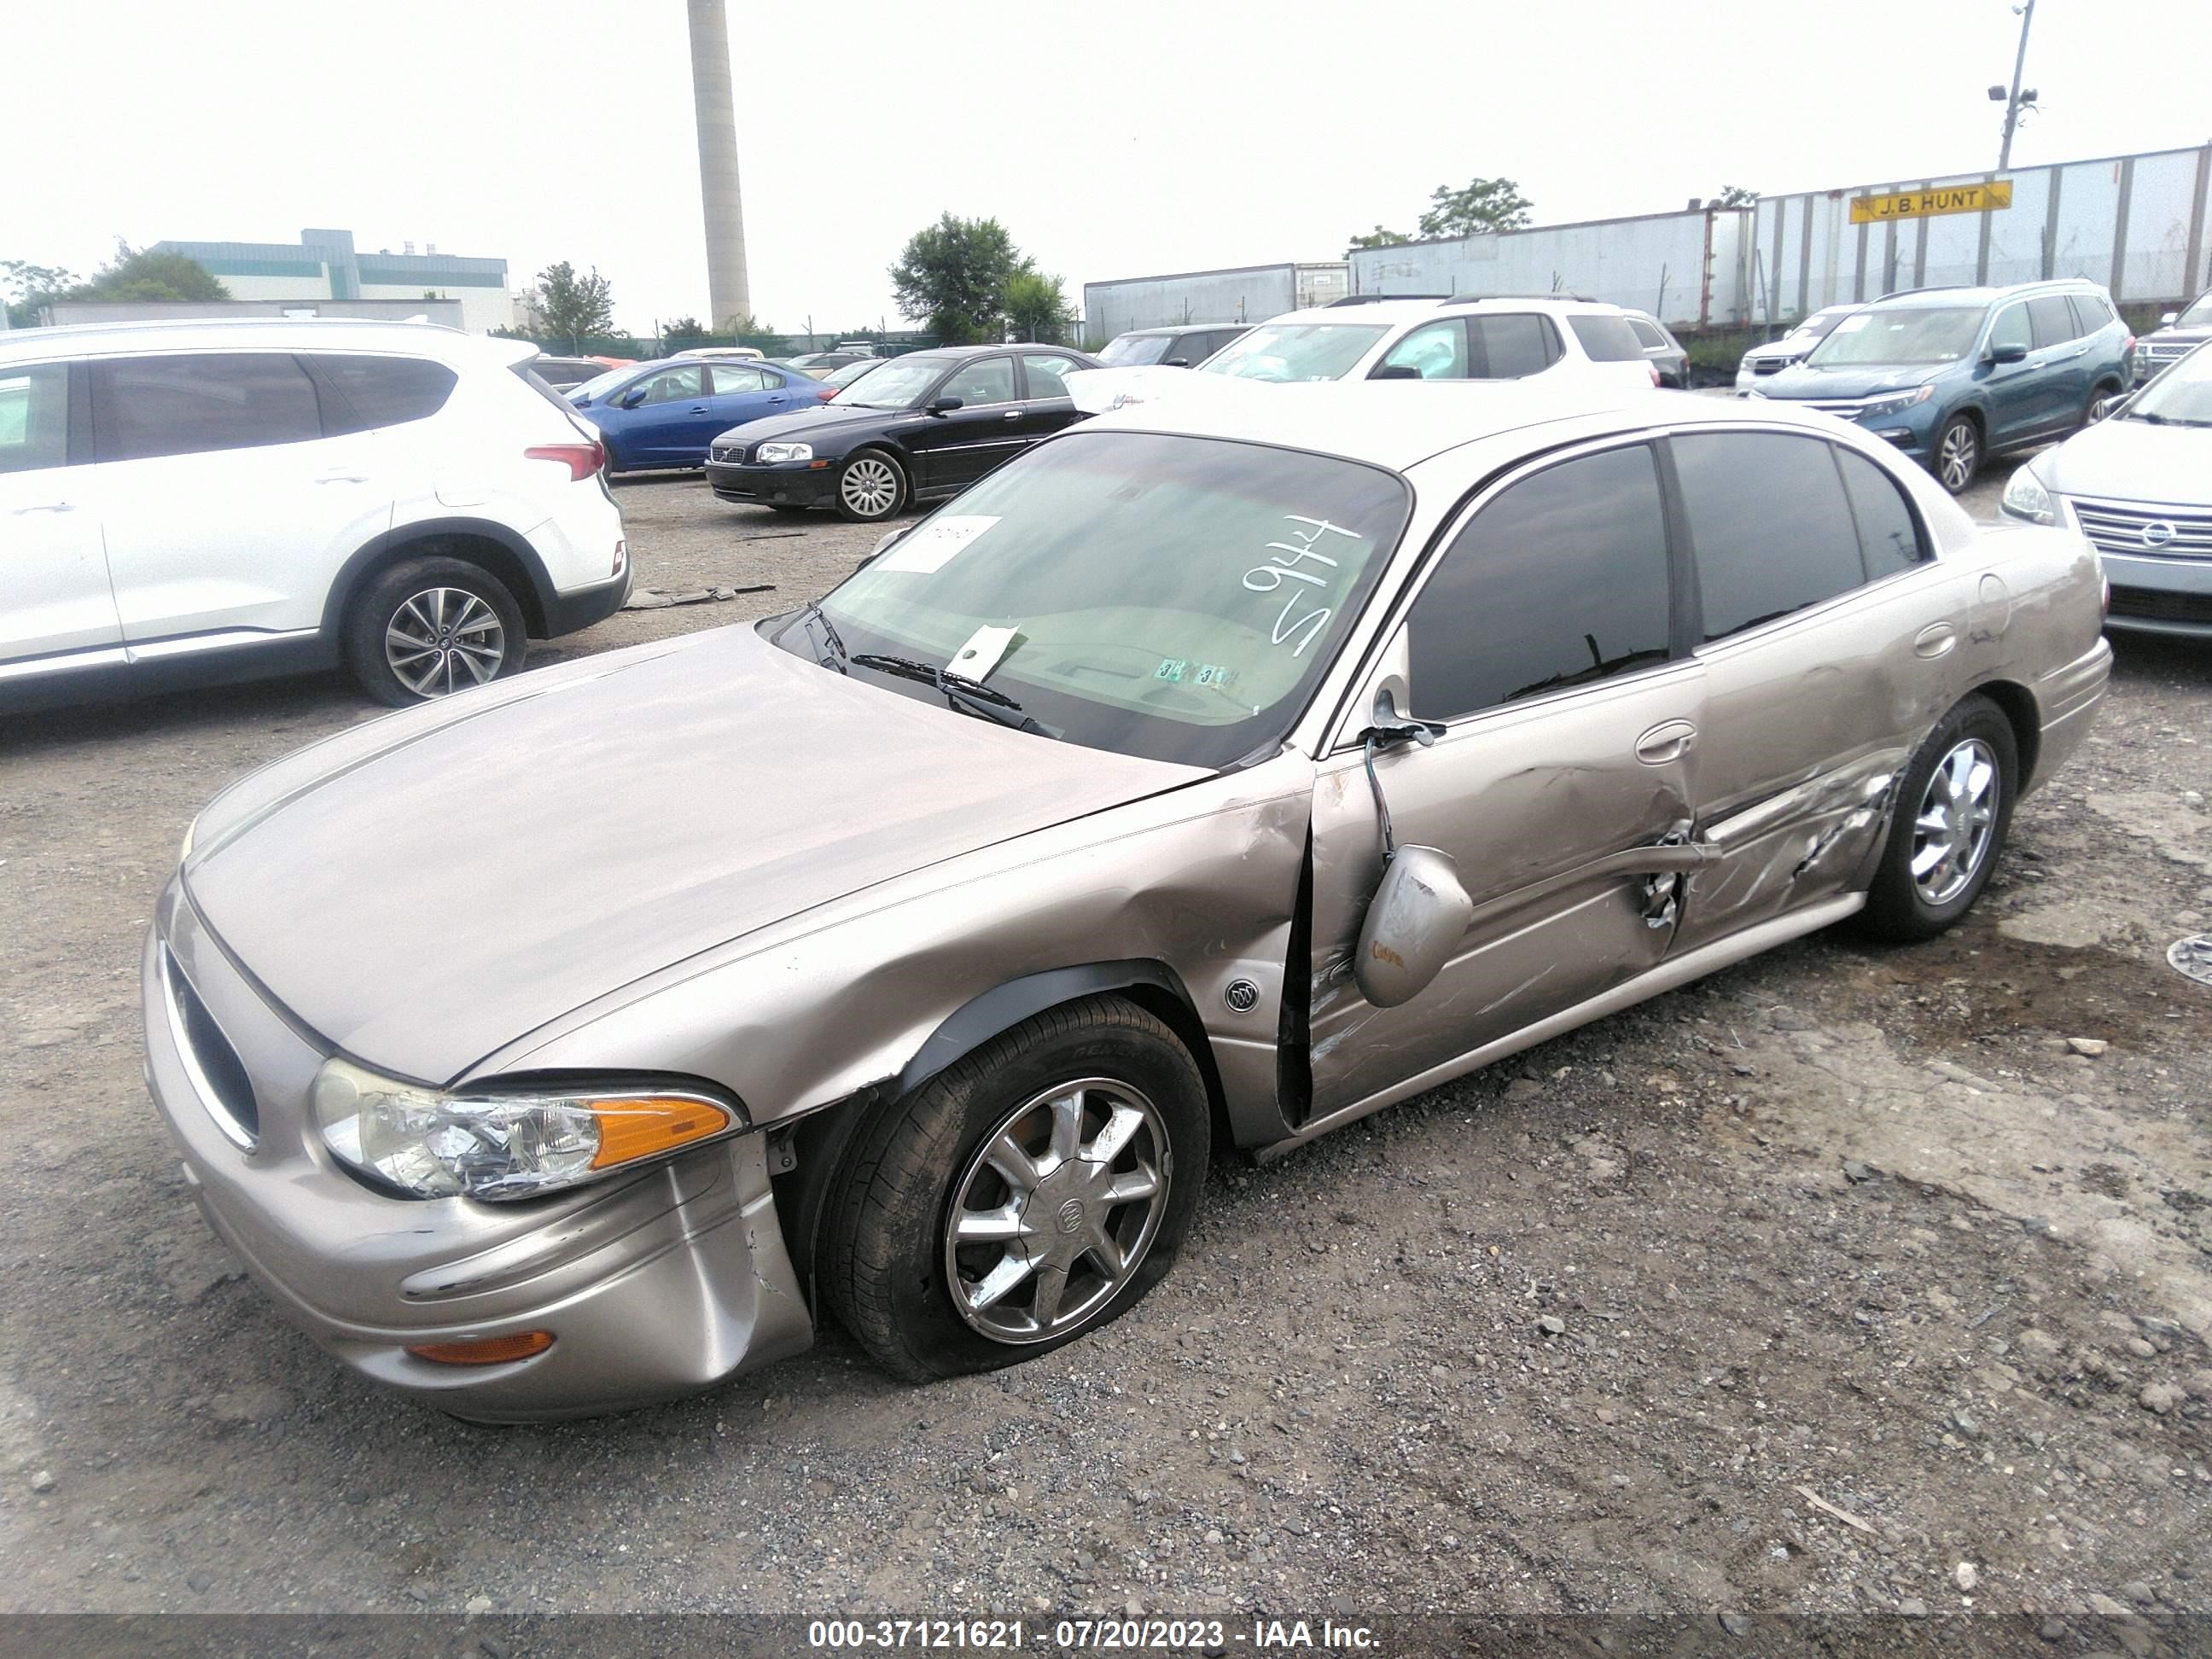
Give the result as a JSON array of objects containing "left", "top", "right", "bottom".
[{"left": 705, "top": 345, "right": 1102, "bottom": 521}]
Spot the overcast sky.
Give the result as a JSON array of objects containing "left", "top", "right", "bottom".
[{"left": 6, "top": 0, "right": 2204, "bottom": 336}]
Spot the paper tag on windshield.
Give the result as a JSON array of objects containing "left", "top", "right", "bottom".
[
  {"left": 876, "top": 515, "right": 999, "bottom": 574},
  {"left": 948, "top": 624, "right": 1020, "bottom": 683}
]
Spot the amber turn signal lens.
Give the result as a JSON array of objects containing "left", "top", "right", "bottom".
[
  {"left": 588, "top": 1096, "right": 733, "bottom": 1170},
  {"left": 406, "top": 1330, "right": 555, "bottom": 1366}
]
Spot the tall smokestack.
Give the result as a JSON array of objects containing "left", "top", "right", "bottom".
[{"left": 687, "top": 0, "right": 751, "bottom": 330}]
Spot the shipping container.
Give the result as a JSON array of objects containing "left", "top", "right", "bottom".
[
  {"left": 1749, "top": 141, "right": 2212, "bottom": 323},
  {"left": 1082, "top": 262, "right": 1349, "bottom": 345},
  {"left": 1348, "top": 207, "right": 1755, "bottom": 330}
]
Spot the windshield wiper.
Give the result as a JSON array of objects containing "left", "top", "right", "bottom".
[
  {"left": 848, "top": 652, "right": 1052, "bottom": 736},
  {"left": 799, "top": 602, "right": 849, "bottom": 672}
]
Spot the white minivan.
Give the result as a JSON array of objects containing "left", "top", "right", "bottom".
[{"left": 1, "top": 318, "right": 629, "bottom": 709}]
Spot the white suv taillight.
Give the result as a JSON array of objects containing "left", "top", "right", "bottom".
[{"left": 526, "top": 440, "right": 605, "bottom": 481}]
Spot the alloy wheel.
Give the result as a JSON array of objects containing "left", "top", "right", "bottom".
[
  {"left": 1911, "top": 737, "right": 1999, "bottom": 905},
  {"left": 1937, "top": 422, "right": 1978, "bottom": 492},
  {"left": 942, "top": 1078, "right": 1171, "bottom": 1346},
  {"left": 384, "top": 587, "right": 506, "bottom": 698},
  {"left": 2086, "top": 391, "right": 2116, "bottom": 424},
  {"left": 840, "top": 455, "right": 900, "bottom": 517}
]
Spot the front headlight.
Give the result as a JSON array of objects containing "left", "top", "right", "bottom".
[
  {"left": 311, "top": 1057, "right": 742, "bottom": 1201},
  {"left": 756, "top": 442, "right": 813, "bottom": 463},
  {"left": 1860, "top": 385, "right": 1936, "bottom": 420},
  {"left": 2000, "top": 467, "right": 2056, "bottom": 525}
]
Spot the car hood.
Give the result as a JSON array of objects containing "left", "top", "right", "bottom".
[
  {"left": 712, "top": 403, "right": 911, "bottom": 445},
  {"left": 1758, "top": 362, "right": 1947, "bottom": 399},
  {"left": 181, "top": 626, "right": 1206, "bottom": 1084},
  {"left": 2036, "top": 416, "right": 2212, "bottom": 507},
  {"left": 2145, "top": 326, "right": 2212, "bottom": 345}
]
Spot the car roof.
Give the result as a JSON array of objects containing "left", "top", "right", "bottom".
[
  {"left": 1113, "top": 324, "right": 1243, "bottom": 338},
  {"left": 1866, "top": 278, "right": 2108, "bottom": 311},
  {"left": 1079, "top": 381, "right": 1867, "bottom": 474},
  {"left": 0, "top": 316, "right": 531, "bottom": 369}
]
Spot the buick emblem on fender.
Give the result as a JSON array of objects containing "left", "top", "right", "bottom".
[{"left": 2140, "top": 521, "right": 2177, "bottom": 548}]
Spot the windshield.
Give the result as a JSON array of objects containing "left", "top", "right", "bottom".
[
  {"left": 822, "top": 358, "right": 885, "bottom": 390},
  {"left": 1199, "top": 323, "right": 1389, "bottom": 383},
  {"left": 2179, "top": 294, "right": 2212, "bottom": 329},
  {"left": 568, "top": 366, "right": 634, "bottom": 403},
  {"left": 2126, "top": 344, "right": 2212, "bottom": 425},
  {"left": 1098, "top": 333, "right": 1175, "bottom": 366},
  {"left": 791, "top": 430, "right": 1411, "bottom": 767},
  {"left": 1807, "top": 307, "right": 1985, "bottom": 366},
  {"left": 1789, "top": 310, "right": 1851, "bottom": 342},
  {"left": 832, "top": 355, "right": 947, "bottom": 409}
]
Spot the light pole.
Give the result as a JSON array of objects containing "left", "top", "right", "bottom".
[{"left": 1990, "top": 0, "right": 2039, "bottom": 172}]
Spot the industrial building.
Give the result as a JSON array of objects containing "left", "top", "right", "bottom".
[
  {"left": 146, "top": 228, "right": 514, "bottom": 333},
  {"left": 1083, "top": 263, "right": 1349, "bottom": 345}
]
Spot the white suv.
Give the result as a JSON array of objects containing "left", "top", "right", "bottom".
[
  {"left": 1197, "top": 296, "right": 1663, "bottom": 390},
  {"left": 1, "top": 318, "right": 629, "bottom": 710}
]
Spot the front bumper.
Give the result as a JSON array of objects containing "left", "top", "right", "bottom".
[
  {"left": 141, "top": 881, "right": 812, "bottom": 1421},
  {"left": 705, "top": 457, "right": 840, "bottom": 509},
  {"left": 2098, "top": 548, "right": 2212, "bottom": 638}
]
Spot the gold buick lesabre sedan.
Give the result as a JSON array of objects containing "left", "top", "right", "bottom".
[{"left": 145, "top": 381, "right": 2110, "bottom": 1419}]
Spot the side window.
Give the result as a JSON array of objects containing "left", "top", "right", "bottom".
[
  {"left": 2067, "top": 294, "right": 2114, "bottom": 335},
  {"left": 708, "top": 364, "right": 771, "bottom": 393},
  {"left": 1406, "top": 444, "right": 1673, "bottom": 721},
  {"left": 940, "top": 356, "right": 1015, "bottom": 405},
  {"left": 1835, "top": 447, "right": 1927, "bottom": 579},
  {"left": 310, "top": 354, "right": 458, "bottom": 434},
  {"left": 1375, "top": 319, "right": 1468, "bottom": 380},
  {"left": 2028, "top": 295, "right": 2079, "bottom": 348},
  {"left": 1021, "top": 353, "right": 1083, "bottom": 399},
  {"left": 1475, "top": 314, "right": 1559, "bottom": 378},
  {"left": 1628, "top": 319, "right": 1669, "bottom": 350},
  {"left": 636, "top": 365, "right": 707, "bottom": 404},
  {"left": 0, "top": 362, "right": 70, "bottom": 474},
  {"left": 1674, "top": 432, "right": 1866, "bottom": 641},
  {"left": 94, "top": 353, "right": 323, "bottom": 463},
  {"left": 1212, "top": 330, "right": 1248, "bottom": 358},
  {"left": 1566, "top": 314, "right": 1644, "bottom": 362},
  {"left": 1988, "top": 303, "right": 2032, "bottom": 356}
]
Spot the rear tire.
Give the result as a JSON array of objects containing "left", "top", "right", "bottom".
[
  {"left": 2082, "top": 381, "right": 2122, "bottom": 427},
  {"left": 1858, "top": 694, "right": 2017, "bottom": 942},
  {"left": 345, "top": 556, "right": 527, "bottom": 707},
  {"left": 1932, "top": 415, "right": 1981, "bottom": 495},
  {"left": 823, "top": 996, "right": 1209, "bottom": 1382}
]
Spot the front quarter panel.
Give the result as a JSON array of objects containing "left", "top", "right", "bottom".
[{"left": 480, "top": 752, "right": 1319, "bottom": 1150}]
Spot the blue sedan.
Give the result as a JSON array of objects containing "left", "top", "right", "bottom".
[{"left": 567, "top": 358, "right": 833, "bottom": 472}]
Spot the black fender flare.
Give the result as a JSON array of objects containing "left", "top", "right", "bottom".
[
  {"left": 894, "top": 959, "right": 1196, "bottom": 1097},
  {"left": 320, "top": 518, "right": 559, "bottom": 640}
]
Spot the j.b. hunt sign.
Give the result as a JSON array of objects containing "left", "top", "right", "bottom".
[{"left": 1849, "top": 181, "right": 2015, "bottom": 224}]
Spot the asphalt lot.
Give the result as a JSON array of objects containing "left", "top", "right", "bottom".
[{"left": 3, "top": 448, "right": 2209, "bottom": 1626}]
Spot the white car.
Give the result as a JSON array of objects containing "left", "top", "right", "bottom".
[
  {"left": 1072, "top": 297, "right": 1659, "bottom": 412},
  {"left": 0, "top": 318, "right": 629, "bottom": 709}
]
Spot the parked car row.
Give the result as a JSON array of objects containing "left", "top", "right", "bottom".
[{"left": 143, "top": 375, "right": 2114, "bottom": 1419}]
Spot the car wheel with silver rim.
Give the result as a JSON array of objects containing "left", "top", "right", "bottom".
[
  {"left": 2082, "top": 382, "right": 2121, "bottom": 426},
  {"left": 834, "top": 447, "right": 907, "bottom": 523},
  {"left": 1860, "top": 693, "right": 2017, "bottom": 941},
  {"left": 346, "top": 556, "right": 527, "bottom": 707},
  {"left": 1933, "top": 414, "right": 1981, "bottom": 495},
  {"left": 824, "top": 995, "right": 1209, "bottom": 1381}
]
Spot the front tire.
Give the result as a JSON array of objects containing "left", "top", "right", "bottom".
[
  {"left": 834, "top": 447, "right": 907, "bottom": 523},
  {"left": 1859, "top": 693, "right": 2017, "bottom": 941},
  {"left": 823, "top": 997, "right": 1210, "bottom": 1382},
  {"left": 1933, "top": 415, "right": 1982, "bottom": 495},
  {"left": 345, "top": 556, "right": 527, "bottom": 707}
]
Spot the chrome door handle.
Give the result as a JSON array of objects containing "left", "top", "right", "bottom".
[
  {"left": 1914, "top": 621, "right": 1958, "bottom": 658},
  {"left": 1003, "top": 410, "right": 1022, "bottom": 420},
  {"left": 10, "top": 500, "right": 75, "bottom": 514},
  {"left": 1633, "top": 720, "right": 1697, "bottom": 765}
]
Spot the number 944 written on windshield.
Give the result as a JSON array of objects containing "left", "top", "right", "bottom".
[{"left": 1244, "top": 515, "right": 1364, "bottom": 657}]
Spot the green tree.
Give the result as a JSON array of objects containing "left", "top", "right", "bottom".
[
  {"left": 662, "top": 314, "right": 707, "bottom": 345},
  {"left": 1004, "top": 269, "right": 1071, "bottom": 343},
  {"left": 889, "top": 213, "right": 1024, "bottom": 345},
  {"left": 1417, "top": 177, "right": 1534, "bottom": 239},
  {"left": 64, "top": 242, "right": 228, "bottom": 305},
  {"left": 2, "top": 259, "right": 80, "bottom": 328},
  {"left": 1345, "top": 224, "right": 1412, "bottom": 255},
  {"left": 533, "top": 261, "right": 616, "bottom": 344},
  {"left": 1713, "top": 184, "right": 1759, "bottom": 209}
]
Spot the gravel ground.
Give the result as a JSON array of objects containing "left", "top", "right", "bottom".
[{"left": 2, "top": 454, "right": 2208, "bottom": 1628}]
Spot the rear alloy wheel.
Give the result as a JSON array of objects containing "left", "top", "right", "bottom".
[
  {"left": 823, "top": 996, "right": 1209, "bottom": 1382},
  {"left": 346, "top": 556, "right": 527, "bottom": 707},
  {"left": 2083, "top": 383, "right": 2121, "bottom": 426},
  {"left": 1859, "top": 693, "right": 2017, "bottom": 941},
  {"left": 835, "top": 448, "right": 906, "bottom": 522},
  {"left": 1934, "top": 416, "right": 1981, "bottom": 494}
]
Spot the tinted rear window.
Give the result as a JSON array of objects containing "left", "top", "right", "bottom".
[
  {"left": 2027, "top": 296, "right": 2079, "bottom": 349},
  {"left": 2068, "top": 294, "right": 2115, "bottom": 335},
  {"left": 1674, "top": 432, "right": 1866, "bottom": 641},
  {"left": 1568, "top": 315, "right": 1644, "bottom": 362},
  {"left": 94, "top": 352, "right": 323, "bottom": 463},
  {"left": 311, "top": 354, "right": 458, "bottom": 433},
  {"left": 1836, "top": 447, "right": 1926, "bottom": 579}
]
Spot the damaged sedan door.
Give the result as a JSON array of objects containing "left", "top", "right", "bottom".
[{"left": 1301, "top": 439, "right": 1708, "bottom": 1122}]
